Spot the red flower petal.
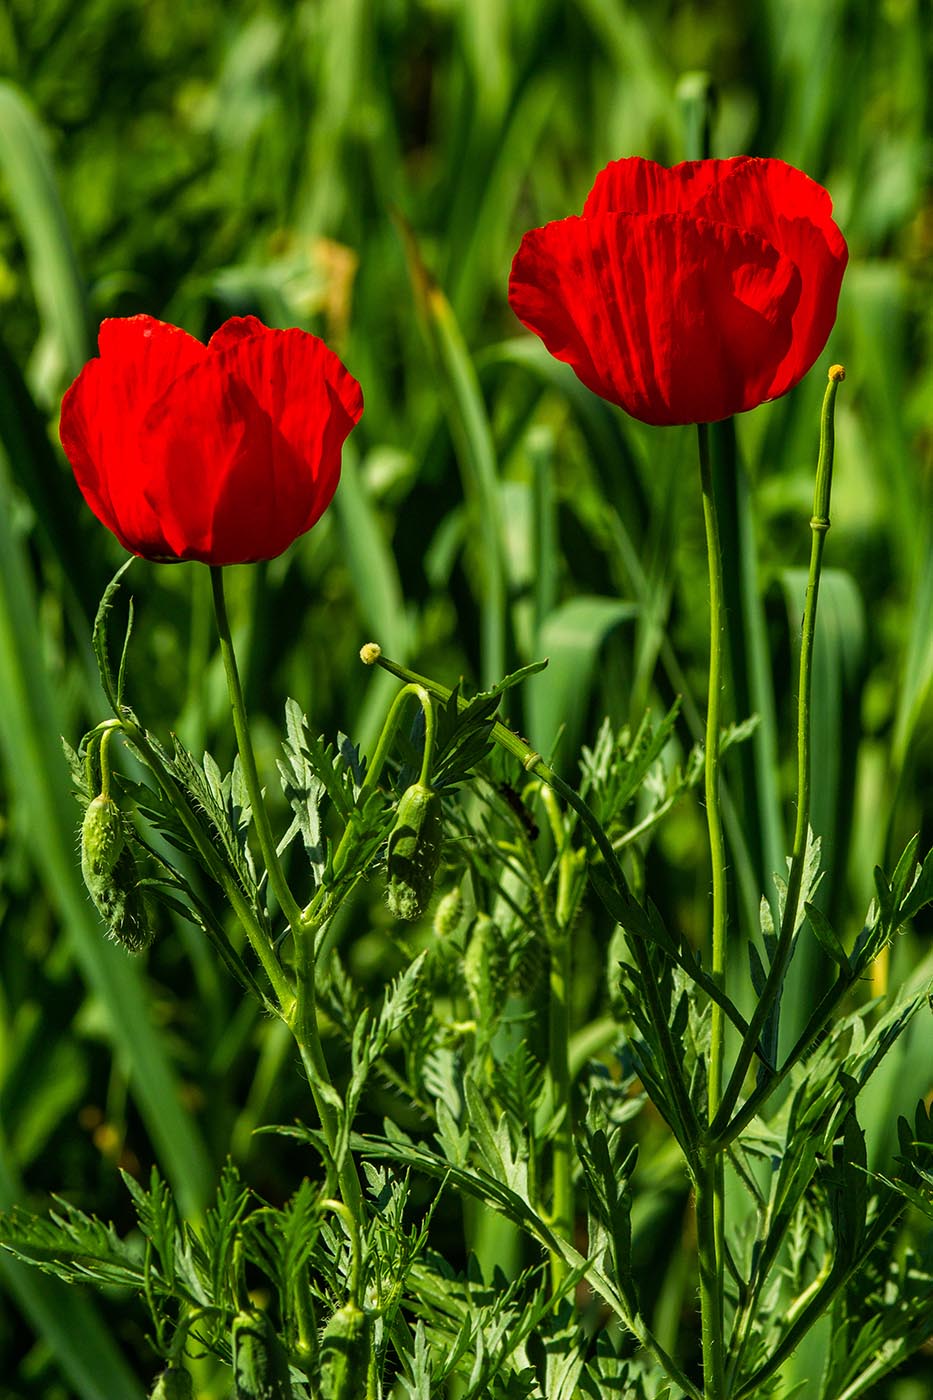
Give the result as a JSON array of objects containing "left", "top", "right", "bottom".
[
  {"left": 509, "top": 212, "right": 802, "bottom": 426},
  {"left": 60, "top": 315, "right": 363, "bottom": 565},
  {"left": 690, "top": 159, "right": 848, "bottom": 398},
  {"left": 582, "top": 156, "right": 848, "bottom": 403},
  {"left": 583, "top": 156, "right": 751, "bottom": 218},
  {"left": 60, "top": 316, "right": 206, "bottom": 556}
]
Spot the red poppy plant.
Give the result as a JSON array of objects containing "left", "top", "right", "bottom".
[
  {"left": 60, "top": 314, "right": 363, "bottom": 565},
  {"left": 508, "top": 156, "right": 848, "bottom": 426}
]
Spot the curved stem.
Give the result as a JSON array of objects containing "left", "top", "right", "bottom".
[
  {"left": 711, "top": 368, "right": 844, "bottom": 1140},
  {"left": 210, "top": 566, "right": 305, "bottom": 936},
  {"left": 362, "top": 647, "right": 700, "bottom": 1149},
  {"left": 696, "top": 421, "right": 728, "bottom": 1398}
]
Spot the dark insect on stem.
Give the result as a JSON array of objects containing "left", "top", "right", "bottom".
[{"left": 498, "top": 782, "right": 540, "bottom": 841}]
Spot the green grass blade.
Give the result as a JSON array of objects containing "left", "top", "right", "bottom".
[
  {"left": 0, "top": 81, "right": 92, "bottom": 386},
  {"left": 0, "top": 452, "right": 213, "bottom": 1218},
  {"left": 399, "top": 221, "right": 508, "bottom": 687},
  {"left": 778, "top": 565, "right": 867, "bottom": 1053},
  {"left": 332, "top": 441, "right": 412, "bottom": 749},
  {"left": 526, "top": 595, "right": 638, "bottom": 765},
  {"left": 0, "top": 1136, "right": 144, "bottom": 1400}
]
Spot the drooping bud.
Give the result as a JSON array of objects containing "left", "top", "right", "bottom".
[
  {"left": 80, "top": 796, "right": 154, "bottom": 953},
  {"left": 149, "top": 1365, "right": 194, "bottom": 1400},
  {"left": 432, "top": 884, "right": 463, "bottom": 940},
  {"left": 319, "top": 1299, "right": 373, "bottom": 1400},
  {"left": 385, "top": 782, "right": 443, "bottom": 920},
  {"left": 462, "top": 913, "right": 507, "bottom": 1015},
  {"left": 232, "top": 1309, "right": 294, "bottom": 1400}
]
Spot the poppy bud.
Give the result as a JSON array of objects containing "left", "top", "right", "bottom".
[
  {"left": 232, "top": 1309, "right": 294, "bottom": 1400},
  {"left": 80, "top": 796, "right": 154, "bottom": 953},
  {"left": 385, "top": 782, "right": 443, "bottom": 921},
  {"left": 462, "top": 913, "right": 507, "bottom": 1015},
  {"left": 433, "top": 884, "right": 463, "bottom": 940},
  {"left": 149, "top": 1366, "right": 194, "bottom": 1400},
  {"left": 319, "top": 1299, "right": 373, "bottom": 1400}
]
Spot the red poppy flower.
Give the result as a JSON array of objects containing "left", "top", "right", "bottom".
[
  {"left": 60, "top": 315, "right": 363, "bottom": 564},
  {"left": 508, "top": 156, "right": 847, "bottom": 426}
]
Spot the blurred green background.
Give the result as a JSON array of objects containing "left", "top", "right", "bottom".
[{"left": 0, "top": 0, "right": 930, "bottom": 1395}]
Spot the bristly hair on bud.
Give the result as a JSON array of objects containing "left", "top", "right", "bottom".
[
  {"left": 318, "top": 1299, "right": 373, "bottom": 1400},
  {"left": 80, "top": 794, "right": 154, "bottom": 953},
  {"left": 385, "top": 781, "right": 443, "bottom": 921},
  {"left": 149, "top": 1365, "right": 194, "bottom": 1400},
  {"left": 231, "top": 1308, "right": 293, "bottom": 1400}
]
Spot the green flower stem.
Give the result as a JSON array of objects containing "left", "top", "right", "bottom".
[
  {"left": 327, "top": 682, "right": 435, "bottom": 887},
  {"left": 523, "top": 789, "right": 581, "bottom": 1288},
  {"left": 712, "top": 965, "right": 853, "bottom": 1149},
  {"left": 711, "top": 368, "right": 844, "bottom": 1141},
  {"left": 210, "top": 567, "right": 362, "bottom": 1216},
  {"left": 291, "top": 937, "right": 364, "bottom": 1218},
  {"left": 696, "top": 420, "right": 727, "bottom": 1399},
  {"left": 360, "top": 647, "right": 700, "bottom": 1151},
  {"left": 210, "top": 567, "right": 305, "bottom": 937}
]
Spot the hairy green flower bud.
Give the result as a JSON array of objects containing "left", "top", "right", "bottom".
[
  {"left": 319, "top": 1299, "right": 372, "bottom": 1400},
  {"left": 385, "top": 781, "right": 443, "bottom": 921},
  {"left": 432, "top": 884, "right": 463, "bottom": 940},
  {"left": 81, "top": 795, "right": 125, "bottom": 884},
  {"left": 463, "top": 913, "right": 507, "bottom": 1015},
  {"left": 80, "top": 796, "right": 154, "bottom": 953},
  {"left": 232, "top": 1309, "right": 294, "bottom": 1400},
  {"left": 149, "top": 1365, "right": 194, "bottom": 1400}
]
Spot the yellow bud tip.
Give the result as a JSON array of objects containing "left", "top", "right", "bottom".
[
  {"left": 828, "top": 364, "right": 846, "bottom": 382},
  {"left": 360, "top": 642, "right": 382, "bottom": 665}
]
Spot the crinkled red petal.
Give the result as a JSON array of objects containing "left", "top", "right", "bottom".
[
  {"left": 60, "top": 316, "right": 206, "bottom": 557},
  {"left": 583, "top": 156, "right": 754, "bottom": 218},
  {"left": 690, "top": 159, "right": 848, "bottom": 398},
  {"left": 135, "top": 325, "right": 363, "bottom": 564},
  {"left": 509, "top": 211, "right": 802, "bottom": 426}
]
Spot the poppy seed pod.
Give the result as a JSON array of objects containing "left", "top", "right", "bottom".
[
  {"left": 509, "top": 156, "right": 847, "bottom": 426},
  {"left": 60, "top": 315, "right": 363, "bottom": 564},
  {"left": 149, "top": 1366, "right": 194, "bottom": 1400},
  {"left": 319, "top": 1299, "right": 373, "bottom": 1400},
  {"left": 231, "top": 1309, "right": 293, "bottom": 1400},
  {"left": 80, "top": 795, "right": 154, "bottom": 954},
  {"left": 386, "top": 782, "right": 443, "bottom": 921}
]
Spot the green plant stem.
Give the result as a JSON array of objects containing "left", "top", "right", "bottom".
[
  {"left": 711, "top": 370, "right": 844, "bottom": 1140},
  {"left": 210, "top": 566, "right": 305, "bottom": 936},
  {"left": 522, "top": 798, "right": 578, "bottom": 1289},
  {"left": 291, "top": 935, "right": 364, "bottom": 1217},
  {"left": 210, "top": 568, "right": 363, "bottom": 1216},
  {"left": 362, "top": 649, "right": 701, "bottom": 1148},
  {"left": 696, "top": 420, "right": 727, "bottom": 1399}
]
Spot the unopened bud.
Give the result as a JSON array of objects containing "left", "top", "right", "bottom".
[
  {"left": 386, "top": 782, "right": 443, "bottom": 920},
  {"left": 359, "top": 642, "right": 382, "bottom": 665},
  {"left": 463, "top": 913, "right": 506, "bottom": 1014},
  {"left": 433, "top": 884, "right": 463, "bottom": 940},
  {"left": 232, "top": 1309, "right": 293, "bottom": 1400},
  {"left": 80, "top": 796, "right": 153, "bottom": 953},
  {"left": 149, "top": 1366, "right": 194, "bottom": 1400},
  {"left": 319, "top": 1299, "right": 372, "bottom": 1400}
]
